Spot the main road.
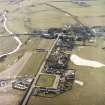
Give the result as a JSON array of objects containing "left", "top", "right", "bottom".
[{"left": 20, "top": 34, "right": 60, "bottom": 105}]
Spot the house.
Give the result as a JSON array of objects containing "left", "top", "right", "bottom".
[
  {"left": 92, "top": 26, "right": 105, "bottom": 36},
  {"left": 12, "top": 79, "right": 30, "bottom": 90},
  {"left": 45, "top": 52, "right": 70, "bottom": 71},
  {"left": 56, "top": 35, "right": 75, "bottom": 50},
  {"left": 64, "top": 69, "right": 75, "bottom": 80}
]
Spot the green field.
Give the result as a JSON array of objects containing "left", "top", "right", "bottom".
[{"left": 36, "top": 74, "right": 56, "bottom": 88}]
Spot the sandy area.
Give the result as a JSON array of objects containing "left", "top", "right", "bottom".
[{"left": 71, "top": 54, "right": 105, "bottom": 68}]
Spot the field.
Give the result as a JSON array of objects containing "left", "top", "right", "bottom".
[
  {"left": 36, "top": 74, "right": 56, "bottom": 88},
  {"left": 28, "top": 37, "right": 105, "bottom": 105},
  {"left": 1, "top": 0, "right": 105, "bottom": 59},
  {"left": 0, "top": 0, "right": 105, "bottom": 59},
  {"left": 50, "top": 0, "right": 105, "bottom": 26},
  {"left": 0, "top": 0, "right": 105, "bottom": 105},
  {"left": 0, "top": 37, "right": 54, "bottom": 72},
  {"left": 18, "top": 52, "right": 47, "bottom": 77},
  {"left": 0, "top": 36, "right": 17, "bottom": 55}
]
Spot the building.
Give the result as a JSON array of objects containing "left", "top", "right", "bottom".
[
  {"left": 12, "top": 79, "right": 30, "bottom": 90},
  {"left": 64, "top": 69, "right": 75, "bottom": 80}
]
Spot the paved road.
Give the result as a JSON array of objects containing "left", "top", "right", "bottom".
[{"left": 20, "top": 3, "right": 88, "bottom": 105}]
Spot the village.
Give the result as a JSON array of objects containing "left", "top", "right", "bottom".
[
  {"left": 10, "top": 24, "right": 98, "bottom": 97},
  {"left": 0, "top": 0, "right": 105, "bottom": 105},
  {"left": 0, "top": 17, "right": 105, "bottom": 104}
]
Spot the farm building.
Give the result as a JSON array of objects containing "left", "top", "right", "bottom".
[{"left": 12, "top": 79, "right": 30, "bottom": 90}]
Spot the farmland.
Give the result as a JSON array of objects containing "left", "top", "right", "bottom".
[{"left": 0, "top": 0, "right": 105, "bottom": 105}]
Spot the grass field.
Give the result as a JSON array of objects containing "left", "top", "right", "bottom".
[
  {"left": 18, "top": 52, "right": 46, "bottom": 76},
  {"left": 6, "top": 3, "right": 76, "bottom": 31},
  {"left": 36, "top": 74, "right": 56, "bottom": 88},
  {"left": 50, "top": 0, "right": 105, "bottom": 26},
  {"left": 0, "top": 36, "right": 17, "bottom": 54},
  {"left": 18, "top": 38, "right": 54, "bottom": 77},
  {"left": 52, "top": 0, "right": 105, "bottom": 16}
]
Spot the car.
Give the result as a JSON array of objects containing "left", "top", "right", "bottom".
[{"left": 35, "top": 48, "right": 46, "bottom": 52}]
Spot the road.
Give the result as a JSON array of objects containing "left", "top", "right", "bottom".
[
  {"left": 20, "top": 3, "right": 88, "bottom": 105},
  {"left": 20, "top": 35, "right": 60, "bottom": 105},
  {"left": 45, "top": 3, "right": 85, "bottom": 27},
  {"left": 0, "top": 11, "right": 22, "bottom": 58}
]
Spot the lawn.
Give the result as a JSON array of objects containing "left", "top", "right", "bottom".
[{"left": 36, "top": 74, "right": 56, "bottom": 88}]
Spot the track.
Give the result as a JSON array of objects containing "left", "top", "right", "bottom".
[
  {"left": 0, "top": 2, "right": 87, "bottom": 38},
  {"left": 45, "top": 3, "right": 85, "bottom": 27},
  {"left": 0, "top": 11, "right": 22, "bottom": 58}
]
